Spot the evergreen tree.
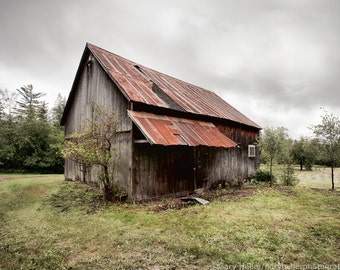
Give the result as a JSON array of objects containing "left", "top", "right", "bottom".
[
  {"left": 38, "top": 101, "right": 49, "bottom": 122},
  {"left": 51, "top": 94, "right": 66, "bottom": 129},
  {"left": 15, "top": 84, "right": 45, "bottom": 120},
  {"left": 13, "top": 85, "right": 47, "bottom": 171}
]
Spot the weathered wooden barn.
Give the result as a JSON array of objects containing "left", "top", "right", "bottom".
[{"left": 61, "top": 43, "right": 261, "bottom": 201}]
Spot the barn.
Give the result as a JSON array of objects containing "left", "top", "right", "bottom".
[{"left": 61, "top": 43, "right": 261, "bottom": 201}]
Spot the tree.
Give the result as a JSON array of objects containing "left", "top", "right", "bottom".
[
  {"left": 0, "top": 89, "right": 18, "bottom": 122},
  {"left": 0, "top": 117, "right": 20, "bottom": 170},
  {"left": 259, "top": 127, "right": 288, "bottom": 186},
  {"left": 0, "top": 91, "right": 4, "bottom": 124},
  {"left": 292, "top": 137, "right": 318, "bottom": 171},
  {"left": 15, "top": 84, "right": 45, "bottom": 120},
  {"left": 61, "top": 103, "right": 121, "bottom": 200},
  {"left": 51, "top": 94, "right": 66, "bottom": 129},
  {"left": 17, "top": 119, "right": 52, "bottom": 170},
  {"left": 48, "top": 94, "right": 67, "bottom": 173},
  {"left": 0, "top": 86, "right": 64, "bottom": 173},
  {"left": 0, "top": 89, "right": 20, "bottom": 170},
  {"left": 281, "top": 138, "right": 299, "bottom": 186},
  {"left": 311, "top": 110, "right": 340, "bottom": 190},
  {"left": 38, "top": 101, "right": 49, "bottom": 122},
  {"left": 62, "top": 128, "right": 97, "bottom": 181},
  {"left": 13, "top": 85, "right": 51, "bottom": 171}
]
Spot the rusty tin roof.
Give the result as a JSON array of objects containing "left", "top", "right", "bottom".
[
  {"left": 128, "top": 110, "right": 237, "bottom": 148},
  {"left": 87, "top": 43, "right": 261, "bottom": 129}
]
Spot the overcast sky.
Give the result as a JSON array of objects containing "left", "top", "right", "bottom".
[{"left": 0, "top": 0, "right": 339, "bottom": 138}]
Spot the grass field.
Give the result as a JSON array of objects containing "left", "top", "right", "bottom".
[
  {"left": 0, "top": 169, "right": 339, "bottom": 269},
  {"left": 296, "top": 166, "right": 340, "bottom": 190}
]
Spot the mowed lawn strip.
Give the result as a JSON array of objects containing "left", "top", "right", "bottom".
[{"left": 0, "top": 173, "right": 339, "bottom": 269}]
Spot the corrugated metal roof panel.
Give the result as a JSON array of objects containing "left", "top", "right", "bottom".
[
  {"left": 128, "top": 110, "right": 237, "bottom": 148},
  {"left": 108, "top": 70, "right": 169, "bottom": 107},
  {"left": 88, "top": 43, "right": 261, "bottom": 129}
]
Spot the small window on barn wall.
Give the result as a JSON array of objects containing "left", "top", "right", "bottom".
[{"left": 248, "top": 145, "right": 256, "bottom": 157}]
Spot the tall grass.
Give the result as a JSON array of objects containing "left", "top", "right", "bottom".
[{"left": 0, "top": 173, "right": 339, "bottom": 269}]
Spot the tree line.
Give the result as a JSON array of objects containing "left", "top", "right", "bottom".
[
  {"left": 0, "top": 85, "right": 65, "bottom": 173},
  {"left": 259, "top": 111, "right": 340, "bottom": 190}
]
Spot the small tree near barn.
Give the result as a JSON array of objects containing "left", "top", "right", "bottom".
[
  {"left": 62, "top": 103, "right": 122, "bottom": 200},
  {"left": 311, "top": 110, "right": 340, "bottom": 190},
  {"left": 62, "top": 129, "right": 95, "bottom": 183},
  {"left": 281, "top": 138, "right": 299, "bottom": 186},
  {"left": 259, "top": 127, "right": 288, "bottom": 187}
]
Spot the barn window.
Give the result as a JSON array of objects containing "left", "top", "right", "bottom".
[{"left": 248, "top": 145, "right": 256, "bottom": 157}]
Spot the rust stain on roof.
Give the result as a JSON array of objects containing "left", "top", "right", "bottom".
[
  {"left": 128, "top": 110, "right": 237, "bottom": 148},
  {"left": 87, "top": 43, "right": 261, "bottom": 129}
]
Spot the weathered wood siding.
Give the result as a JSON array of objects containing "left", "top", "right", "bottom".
[
  {"left": 210, "top": 123, "right": 260, "bottom": 183},
  {"left": 64, "top": 54, "right": 133, "bottom": 195},
  {"left": 132, "top": 144, "right": 195, "bottom": 201}
]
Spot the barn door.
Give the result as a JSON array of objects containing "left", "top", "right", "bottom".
[{"left": 193, "top": 146, "right": 209, "bottom": 190}]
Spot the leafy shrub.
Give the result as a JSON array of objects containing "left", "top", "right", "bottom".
[
  {"left": 304, "top": 160, "right": 313, "bottom": 171},
  {"left": 254, "top": 169, "right": 275, "bottom": 183}
]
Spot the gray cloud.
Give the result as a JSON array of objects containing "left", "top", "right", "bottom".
[{"left": 0, "top": 0, "right": 339, "bottom": 138}]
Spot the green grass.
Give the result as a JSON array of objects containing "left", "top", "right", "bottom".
[
  {"left": 296, "top": 166, "right": 340, "bottom": 190},
  {"left": 0, "top": 173, "right": 339, "bottom": 269},
  {"left": 260, "top": 164, "right": 340, "bottom": 190}
]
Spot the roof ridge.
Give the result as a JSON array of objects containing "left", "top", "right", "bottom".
[
  {"left": 87, "top": 43, "right": 218, "bottom": 96},
  {"left": 87, "top": 42, "right": 138, "bottom": 66}
]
